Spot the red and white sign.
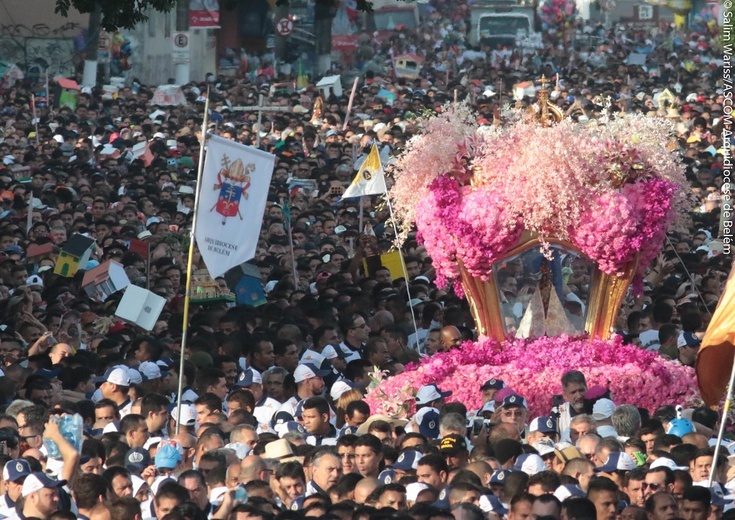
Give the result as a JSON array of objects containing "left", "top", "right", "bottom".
[
  {"left": 190, "top": 0, "right": 220, "bottom": 29},
  {"left": 275, "top": 17, "right": 293, "bottom": 36}
]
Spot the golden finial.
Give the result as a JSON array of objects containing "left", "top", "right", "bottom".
[
  {"left": 538, "top": 75, "right": 551, "bottom": 91},
  {"left": 525, "top": 75, "right": 563, "bottom": 127}
]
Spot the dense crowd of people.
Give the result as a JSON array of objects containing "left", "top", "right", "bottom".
[{"left": 0, "top": 0, "right": 730, "bottom": 518}]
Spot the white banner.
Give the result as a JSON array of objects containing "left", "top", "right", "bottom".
[{"left": 195, "top": 135, "right": 275, "bottom": 278}]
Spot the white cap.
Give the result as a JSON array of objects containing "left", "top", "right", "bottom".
[
  {"left": 127, "top": 368, "right": 143, "bottom": 386},
  {"left": 406, "top": 482, "right": 429, "bottom": 502},
  {"left": 330, "top": 381, "right": 354, "bottom": 401},
  {"left": 250, "top": 368, "right": 262, "bottom": 385},
  {"left": 21, "top": 473, "right": 65, "bottom": 497},
  {"left": 650, "top": 457, "right": 688, "bottom": 471},
  {"left": 300, "top": 350, "right": 325, "bottom": 365},
  {"left": 592, "top": 398, "right": 617, "bottom": 421},
  {"left": 532, "top": 439, "right": 556, "bottom": 457},
  {"left": 171, "top": 403, "right": 197, "bottom": 426},
  {"left": 25, "top": 275, "right": 43, "bottom": 288},
  {"left": 131, "top": 475, "right": 146, "bottom": 497},
  {"left": 105, "top": 367, "right": 131, "bottom": 386},
  {"left": 209, "top": 486, "right": 229, "bottom": 506},
  {"left": 415, "top": 384, "right": 451, "bottom": 405},
  {"left": 515, "top": 454, "right": 547, "bottom": 476},
  {"left": 293, "top": 364, "right": 327, "bottom": 383},
  {"left": 322, "top": 345, "right": 341, "bottom": 360},
  {"left": 139, "top": 361, "right": 162, "bottom": 380},
  {"left": 144, "top": 436, "right": 163, "bottom": 450}
]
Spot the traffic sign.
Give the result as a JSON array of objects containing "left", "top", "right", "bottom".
[
  {"left": 275, "top": 17, "right": 293, "bottom": 37},
  {"left": 172, "top": 31, "right": 191, "bottom": 65}
]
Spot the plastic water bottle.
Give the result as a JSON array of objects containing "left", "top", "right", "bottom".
[{"left": 43, "top": 414, "right": 83, "bottom": 459}]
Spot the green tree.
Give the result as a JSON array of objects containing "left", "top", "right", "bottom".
[{"left": 55, "top": 0, "right": 177, "bottom": 31}]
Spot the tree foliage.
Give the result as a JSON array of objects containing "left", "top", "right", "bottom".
[{"left": 55, "top": 0, "right": 177, "bottom": 30}]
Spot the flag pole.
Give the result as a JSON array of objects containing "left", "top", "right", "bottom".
[
  {"left": 342, "top": 77, "right": 359, "bottom": 131},
  {"left": 708, "top": 360, "right": 735, "bottom": 486},
  {"left": 283, "top": 198, "right": 299, "bottom": 288},
  {"left": 383, "top": 186, "right": 420, "bottom": 350},
  {"left": 175, "top": 87, "right": 211, "bottom": 434}
]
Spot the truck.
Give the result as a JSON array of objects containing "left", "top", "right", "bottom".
[
  {"left": 367, "top": 0, "right": 421, "bottom": 37},
  {"left": 469, "top": 0, "right": 538, "bottom": 48}
]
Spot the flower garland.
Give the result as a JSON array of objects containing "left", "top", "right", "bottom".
[
  {"left": 364, "top": 335, "right": 701, "bottom": 419},
  {"left": 389, "top": 104, "right": 689, "bottom": 289}
]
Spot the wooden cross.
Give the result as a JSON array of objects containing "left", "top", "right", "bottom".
[{"left": 231, "top": 94, "right": 293, "bottom": 148}]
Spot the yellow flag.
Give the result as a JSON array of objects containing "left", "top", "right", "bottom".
[
  {"left": 696, "top": 263, "right": 735, "bottom": 406},
  {"left": 342, "top": 143, "right": 387, "bottom": 199}
]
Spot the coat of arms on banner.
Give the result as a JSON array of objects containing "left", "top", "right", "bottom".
[{"left": 211, "top": 154, "right": 255, "bottom": 224}]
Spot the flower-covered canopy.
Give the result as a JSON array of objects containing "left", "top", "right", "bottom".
[{"left": 389, "top": 103, "right": 689, "bottom": 292}]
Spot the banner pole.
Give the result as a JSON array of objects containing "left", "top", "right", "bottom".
[
  {"left": 708, "top": 360, "right": 735, "bottom": 486},
  {"left": 384, "top": 186, "right": 421, "bottom": 351},
  {"left": 342, "top": 77, "right": 359, "bottom": 131},
  {"left": 175, "top": 87, "right": 211, "bottom": 434}
]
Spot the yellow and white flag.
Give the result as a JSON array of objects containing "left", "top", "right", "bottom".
[{"left": 342, "top": 143, "right": 387, "bottom": 198}]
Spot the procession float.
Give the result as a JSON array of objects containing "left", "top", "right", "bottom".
[{"left": 365, "top": 78, "right": 701, "bottom": 418}]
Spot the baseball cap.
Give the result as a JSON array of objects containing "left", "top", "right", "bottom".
[
  {"left": 480, "top": 401, "right": 496, "bottom": 415},
  {"left": 322, "top": 344, "right": 347, "bottom": 360},
  {"left": 490, "top": 469, "right": 513, "bottom": 484},
  {"left": 406, "top": 482, "right": 429, "bottom": 503},
  {"left": 125, "top": 447, "right": 152, "bottom": 474},
  {"left": 678, "top": 331, "right": 702, "bottom": 349},
  {"left": 501, "top": 394, "right": 527, "bottom": 409},
  {"left": 170, "top": 403, "right": 197, "bottom": 426},
  {"left": 529, "top": 416, "right": 557, "bottom": 434},
  {"left": 25, "top": 275, "right": 43, "bottom": 288},
  {"left": 235, "top": 368, "right": 263, "bottom": 387},
  {"left": 709, "top": 484, "right": 733, "bottom": 507},
  {"left": 594, "top": 452, "right": 637, "bottom": 473},
  {"left": 414, "top": 407, "right": 440, "bottom": 439},
  {"left": 293, "top": 363, "right": 329, "bottom": 383},
  {"left": 330, "top": 380, "right": 356, "bottom": 401},
  {"left": 554, "top": 484, "right": 586, "bottom": 502},
  {"left": 98, "top": 366, "right": 131, "bottom": 386},
  {"left": 138, "top": 361, "right": 162, "bottom": 381},
  {"left": 479, "top": 494, "right": 508, "bottom": 516},
  {"left": 22, "top": 472, "right": 66, "bottom": 497},
  {"left": 481, "top": 379, "right": 506, "bottom": 391},
  {"left": 415, "top": 384, "right": 452, "bottom": 405},
  {"left": 155, "top": 443, "right": 182, "bottom": 469},
  {"left": 440, "top": 434, "right": 468, "bottom": 456},
  {"left": 3, "top": 459, "right": 31, "bottom": 482},
  {"left": 514, "top": 453, "right": 547, "bottom": 475},
  {"left": 127, "top": 368, "right": 143, "bottom": 386},
  {"left": 532, "top": 438, "right": 557, "bottom": 457},
  {"left": 592, "top": 398, "right": 617, "bottom": 421},
  {"left": 650, "top": 457, "right": 689, "bottom": 471},
  {"left": 393, "top": 450, "right": 422, "bottom": 471},
  {"left": 378, "top": 468, "right": 396, "bottom": 484}
]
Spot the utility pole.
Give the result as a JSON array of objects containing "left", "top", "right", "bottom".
[
  {"left": 175, "top": 0, "right": 190, "bottom": 85},
  {"left": 81, "top": 3, "right": 102, "bottom": 86}
]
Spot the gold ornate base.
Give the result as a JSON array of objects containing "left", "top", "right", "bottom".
[{"left": 459, "top": 235, "right": 636, "bottom": 343}]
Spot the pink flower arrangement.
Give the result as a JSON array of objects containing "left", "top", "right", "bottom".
[
  {"left": 389, "top": 104, "right": 689, "bottom": 289},
  {"left": 364, "top": 335, "right": 701, "bottom": 418}
]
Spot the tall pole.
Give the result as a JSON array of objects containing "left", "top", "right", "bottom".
[
  {"left": 708, "top": 360, "right": 735, "bottom": 486},
  {"left": 175, "top": 87, "right": 210, "bottom": 434},
  {"left": 81, "top": 3, "right": 102, "bottom": 87},
  {"left": 175, "top": 0, "right": 191, "bottom": 85}
]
